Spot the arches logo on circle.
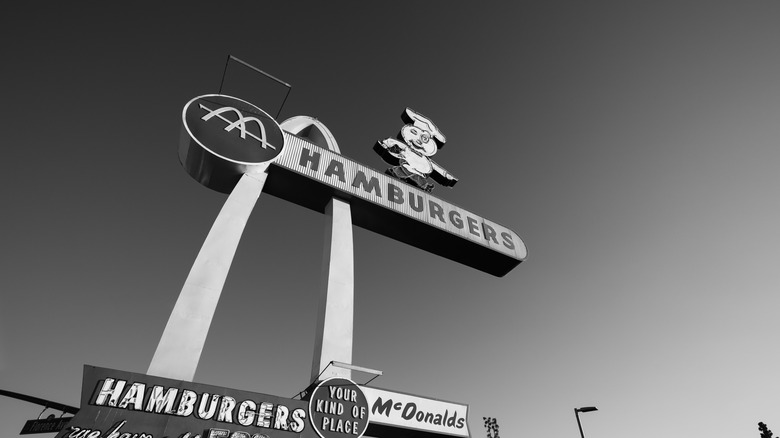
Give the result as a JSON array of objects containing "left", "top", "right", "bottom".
[{"left": 182, "top": 94, "right": 285, "bottom": 165}]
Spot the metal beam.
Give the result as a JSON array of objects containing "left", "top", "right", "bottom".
[{"left": 0, "top": 389, "right": 79, "bottom": 415}]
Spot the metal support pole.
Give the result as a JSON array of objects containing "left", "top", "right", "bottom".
[
  {"left": 311, "top": 197, "right": 354, "bottom": 381},
  {"left": 279, "top": 116, "right": 355, "bottom": 383},
  {"left": 148, "top": 168, "right": 269, "bottom": 381},
  {"left": 575, "top": 409, "right": 585, "bottom": 438}
]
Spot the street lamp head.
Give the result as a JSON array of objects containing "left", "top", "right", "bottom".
[{"left": 576, "top": 406, "right": 598, "bottom": 413}]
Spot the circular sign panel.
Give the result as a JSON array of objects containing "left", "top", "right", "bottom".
[
  {"left": 183, "top": 94, "right": 285, "bottom": 164},
  {"left": 309, "top": 378, "right": 369, "bottom": 438},
  {"left": 179, "top": 94, "right": 286, "bottom": 193}
]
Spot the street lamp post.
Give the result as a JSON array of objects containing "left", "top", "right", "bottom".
[{"left": 574, "top": 406, "right": 598, "bottom": 438}]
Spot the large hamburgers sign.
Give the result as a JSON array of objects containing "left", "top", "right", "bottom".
[
  {"left": 55, "top": 366, "right": 314, "bottom": 438},
  {"left": 180, "top": 93, "right": 526, "bottom": 276}
]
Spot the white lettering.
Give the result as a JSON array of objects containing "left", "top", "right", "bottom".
[
  {"left": 117, "top": 382, "right": 145, "bottom": 410},
  {"left": 105, "top": 420, "right": 128, "bottom": 438},
  {"left": 290, "top": 408, "right": 307, "bottom": 433},
  {"left": 237, "top": 400, "right": 257, "bottom": 426},
  {"left": 145, "top": 386, "right": 178, "bottom": 414},
  {"left": 94, "top": 378, "right": 126, "bottom": 407},
  {"left": 176, "top": 390, "right": 197, "bottom": 417},
  {"left": 216, "top": 396, "right": 236, "bottom": 423},
  {"left": 256, "top": 402, "right": 273, "bottom": 428},
  {"left": 274, "top": 405, "right": 289, "bottom": 430},
  {"left": 197, "top": 393, "right": 220, "bottom": 420}
]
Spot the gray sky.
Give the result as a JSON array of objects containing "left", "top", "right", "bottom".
[{"left": 2, "top": 2, "right": 780, "bottom": 437}]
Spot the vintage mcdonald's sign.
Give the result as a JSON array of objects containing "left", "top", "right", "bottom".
[
  {"left": 362, "top": 387, "right": 469, "bottom": 438},
  {"left": 179, "top": 94, "right": 526, "bottom": 276},
  {"left": 56, "top": 367, "right": 471, "bottom": 438}
]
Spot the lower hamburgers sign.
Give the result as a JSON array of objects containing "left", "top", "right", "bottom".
[
  {"left": 56, "top": 366, "right": 469, "bottom": 438},
  {"left": 56, "top": 366, "right": 313, "bottom": 438},
  {"left": 308, "top": 378, "right": 369, "bottom": 438}
]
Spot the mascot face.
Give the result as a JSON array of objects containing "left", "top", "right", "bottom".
[{"left": 402, "top": 125, "right": 438, "bottom": 156}]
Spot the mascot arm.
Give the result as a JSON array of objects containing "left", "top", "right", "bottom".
[{"left": 430, "top": 160, "right": 458, "bottom": 187}]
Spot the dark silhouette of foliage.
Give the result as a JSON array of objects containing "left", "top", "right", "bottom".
[
  {"left": 759, "top": 422, "right": 773, "bottom": 438},
  {"left": 483, "top": 417, "right": 500, "bottom": 438}
]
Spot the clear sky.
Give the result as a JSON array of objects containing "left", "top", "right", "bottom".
[{"left": 2, "top": 2, "right": 780, "bottom": 438}]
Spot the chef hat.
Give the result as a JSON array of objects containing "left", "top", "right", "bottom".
[{"left": 402, "top": 107, "right": 446, "bottom": 146}]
